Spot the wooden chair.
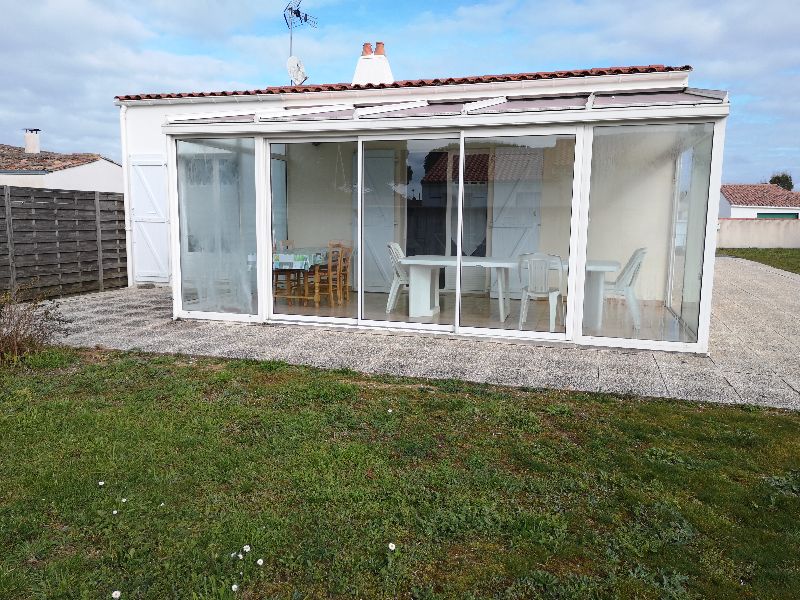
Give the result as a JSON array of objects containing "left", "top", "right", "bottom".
[
  {"left": 330, "top": 241, "right": 354, "bottom": 304},
  {"left": 273, "top": 240, "right": 298, "bottom": 304},
  {"left": 304, "top": 244, "right": 342, "bottom": 307}
]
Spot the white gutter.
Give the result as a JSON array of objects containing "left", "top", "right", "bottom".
[
  {"left": 118, "top": 104, "right": 134, "bottom": 287},
  {"left": 162, "top": 101, "right": 729, "bottom": 136}
]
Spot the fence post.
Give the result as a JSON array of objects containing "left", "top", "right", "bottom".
[
  {"left": 3, "top": 186, "right": 16, "bottom": 291},
  {"left": 94, "top": 190, "right": 104, "bottom": 291}
]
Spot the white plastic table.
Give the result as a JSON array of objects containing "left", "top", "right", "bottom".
[
  {"left": 581, "top": 260, "right": 621, "bottom": 329},
  {"left": 398, "top": 255, "right": 518, "bottom": 320},
  {"left": 398, "top": 255, "right": 620, "bottom": 326}
]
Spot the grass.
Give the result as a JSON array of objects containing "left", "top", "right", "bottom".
[
  {"left": 1, "top": 348, "right": 799, "bottom": 599},
  {"left": 717, "top": 247, "right": 800, "bottom": 274}
]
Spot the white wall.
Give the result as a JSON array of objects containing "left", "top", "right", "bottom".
[
  {"left": 729, "top": 205, "right": 800, "bottom": 219},
  {"left": 45, "top": 159, "right": 122, "bottom": 193},
  {"left": 718, "top": 193, "right": 731, "bottom": 218},
  {"left": 718, "top": 218, "right": 800, "bottom": 248},
  {"left": 0, "top": 159, "right": 122, "bottom": 192}
]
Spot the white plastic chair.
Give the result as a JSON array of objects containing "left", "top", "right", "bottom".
[
  {"left": 518, "top": 253, "right": 564, "bottom": 332},
  {"left": 386, "top": 242, "right": 410, "bottom": 313},
  {"left": 605, "top": 247, "right": 647, "bottom": 331}
]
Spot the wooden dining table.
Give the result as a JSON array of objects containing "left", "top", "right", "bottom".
[{"left": 272, "top": 247, "right": 329, "bottom": 307}]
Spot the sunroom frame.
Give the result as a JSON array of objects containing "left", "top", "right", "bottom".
[{"left": 163, "top": 99, "right": 728, "bottom": 354}]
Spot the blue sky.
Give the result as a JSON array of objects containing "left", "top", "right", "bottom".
[{"left": 1, "top": 0, "right": 798, "bottom": 184}]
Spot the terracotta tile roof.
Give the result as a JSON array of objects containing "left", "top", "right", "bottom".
[
  {"left": 115, "top": 64, "right": 692, "bottom": 102},
  {"left": 721, "top": 184, "right": 800, "bottom": 208},
  {"left": 422, "top": 151, "right": 545, "bottom": 184},
  {"left": 0, "top": 144, "right": 107, "bottom": 173}
]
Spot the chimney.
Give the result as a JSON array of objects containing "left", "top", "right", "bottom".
[
  {"left": 352, "top": 41, "right": 394, "bottom": 86},
  {"left": 24, "top": 128, "right": 41, "bottom": 154}
]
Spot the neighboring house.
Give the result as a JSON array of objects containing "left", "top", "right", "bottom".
[
  {"left": 0, "top": 129, "right": 122, "bottom": 193},
  {"left": 719, "top": 184, "right": 800, "bottom": 219},
  {"left": 115, "top": 42, "right": 729, "bottom": 354}
]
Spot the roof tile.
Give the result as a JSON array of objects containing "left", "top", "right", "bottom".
[
  {"left": 721, "top": 184, "right": 800, "bottom": 208},
  {"left": 0, "top": 144, "right": 108, "bottom": 172},
  {"left": 115, "top": 64, "right": 692, "bottom": 102}
]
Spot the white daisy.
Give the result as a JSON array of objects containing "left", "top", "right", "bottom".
[
  {"left": 112, "top": 592, "right": 121, "bottom": 599},
  {"left": 237, "top": 553, "right": 243, "bottom": 560},
  {"left": 231, "top": 584, "right": 239, "bottom": 592},
  {"left": 159, "top": 502, "right": 165, "bottom": 507},
  {"left": 388, "top": 542, "right": 396, "bottom": 551},
  {"left": 121, "top": 498, "right": 127, "bottom": 503},
  {"left": 98, "top": 481, "right": 105, "bottom": 486},
  {"left": 112, "top": 510, "right": 118, "bottom": 515},
  {"left": 257, "top": 558, "right": 264, "bottom": 566},
  {"left": 230, "top": 552, "right": 237, "bottom": 558},
  {"left": 388, "top": 409, "right": 393, "bottom": 413},
  {"left": 243, "top": 545, "right": 251, "bottom": 553}
]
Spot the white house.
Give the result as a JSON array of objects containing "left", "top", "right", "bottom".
[
  {"left": 719, "top": 184, "right": 800, "bottom": 219},
  {"left": 115, "top": 42, "right": 728, "bottom": 354},
  {"left": 0, "top": 129, "right": 122, "bottom": 193}
]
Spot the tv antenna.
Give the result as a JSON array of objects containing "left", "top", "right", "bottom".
[{"left": 283, "top": 1, "right": 317, "bottom": 58}]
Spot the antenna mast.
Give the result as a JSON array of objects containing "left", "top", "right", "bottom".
[{"left": 283, "top": 0, "right": 317, "bottom": 60}]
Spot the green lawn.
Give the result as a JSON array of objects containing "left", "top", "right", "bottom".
[
  {"left": 1, "top": 349, "right": 799, "bottom": 599},
  {"left": 717, "top": 247, "right": 800, "bottom": 275}
]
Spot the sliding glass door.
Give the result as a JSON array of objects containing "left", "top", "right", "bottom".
[
  {"left": 360, "top": 136, "right": 459, "bottom": 328},
  {"left": 457, "top": 134, "right": 576, "bottom": 334},
  {"left": 269, "top": 140, "right": 358, "bottom": 320}
]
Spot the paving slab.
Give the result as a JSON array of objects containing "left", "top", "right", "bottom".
[{"left": 54, "top": 257, "right": 800, "bottom": 410}]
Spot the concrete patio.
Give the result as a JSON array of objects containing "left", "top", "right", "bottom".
[{"left": 57, "top": 257, "right": 800, "bottom": 410}]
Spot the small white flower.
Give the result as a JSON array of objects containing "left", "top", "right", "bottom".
[
  {"left": 112, "top": 592, "right": 121, "bottom": 599},
  {"left": 388, "top": 542, "right": 396, "bottom": 551},
  {"left": 243, "top": 545, "right": 251, "bottom": 553},
  {"left": 387, "top": 409, "right": 393, "bottom": 413},
  {"left": 231, "top": 584, "right": 239, "bottom": 592},
  {"left": 230, "top": 552, "right": 237, "bottom": 558},
  {"left": 159, "top": 502, "right": 165, "bottom": 507},
  {"left": 237, "top": 553, "right": 243, "bottom": 560},
  {"left": 121, "top": 498, "right": 127, "bottom": 503},
  {"left": 257, "top": 558, "right": 264, "bottom": 566},
  {"left": 98, "top": 481, "right": 105, "bottom": 486},
  {"left": 239, "top": 571, "right": 243, "bottom": 576},
  {"left": 112, "top": 510, "right": 118, "bottom": 515}
]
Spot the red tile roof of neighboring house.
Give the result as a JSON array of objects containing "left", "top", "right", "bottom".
[
  {"left": 115, "top": 65, "right": 692, "bottom": 102},
  {"left": 721, "top": 184, "right": 800, "bottom": 208},
  {"left": 0, "top": 144, "right": 109, "bottom": 173},
  {"left": 421, "top": 151, "right": 545, "bottom": 184}
]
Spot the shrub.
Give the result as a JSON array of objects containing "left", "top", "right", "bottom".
[{"left": 0, "top": 286, "right": 69, "bottom": 364}]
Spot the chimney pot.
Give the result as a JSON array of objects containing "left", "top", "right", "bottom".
[
  {"left": 24, "top": 128, "right": 41, "bottom": 155},
  {"left": 362, "top": 42, "right": 373, "bottom": 56},
  {"left": 375, "top": 41, "right": 385, "bottom": 55}
]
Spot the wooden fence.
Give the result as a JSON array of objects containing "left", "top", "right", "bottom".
[{"left": 0, "top": 185, "right": 127, "bottom": 298}]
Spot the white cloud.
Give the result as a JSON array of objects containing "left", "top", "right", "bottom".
[{"left": 0, "top": 0, "right": 797, "bottom": 183}]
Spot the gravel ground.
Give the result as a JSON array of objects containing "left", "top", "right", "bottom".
[{"left": 56, "top": 257, "right": 800, "bottom": 410}]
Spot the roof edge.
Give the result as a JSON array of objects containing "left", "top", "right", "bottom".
[{"left": 115, "top": 64, "right": 692, "bottom": 103}]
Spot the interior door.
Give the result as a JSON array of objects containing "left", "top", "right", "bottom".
[{"left": 362, "top": 149, "right": 395, "bottom": 292}]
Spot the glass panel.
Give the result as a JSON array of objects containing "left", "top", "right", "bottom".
[
  {"left": 177, "top": 138, "right": 257, "bottom": 314},
  {"left": 270, "top": 141, "right": 358, "bottom": 319},
  {"left": 584, "top": 123, "right": 713, "bottom": 342},
  {"left": 361, "top": 137, "right": 459, "bottom": 326},
  {"left": 458, "top": 135, "right": 575, "bottom": 332}
]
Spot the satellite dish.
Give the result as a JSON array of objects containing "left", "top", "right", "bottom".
[{"left": 287, "top": 56, "right": 308, "bottom": 86}]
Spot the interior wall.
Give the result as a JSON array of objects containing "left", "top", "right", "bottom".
[
  {"left": 587, "top": 131, "right": 677, "bottom": 301},
  {"left": 285, "top": 142, "right": 356, "bottom": 247},
  {"left": 539, "top": 138, "right": 576, "bottom": 262}
]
